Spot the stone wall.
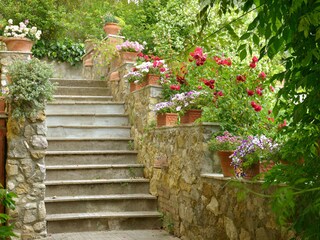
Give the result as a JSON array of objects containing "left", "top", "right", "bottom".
[
  {"left": 118, "top": 73, "right": 291, "bottom": 239},
  {"left": 0, "top": 51, "right": 47, "bottom": 239}
]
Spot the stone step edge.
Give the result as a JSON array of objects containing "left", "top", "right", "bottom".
[
  {"left": 47, "top": 125, "right": 131, "bottom": 129},
  {"left": 46, "top": 211, "right": 161, "bottom": 221},
  {"left": 48, "top": 101, "right": 124, "bottom": 105},
  {"left": 47, "top": 137, "right": 134, "bottom": 141},
  {"left": 50, "top": 78, "right": 105, "bottom": 82},
  {"left": 45, "top": 178, "right": 150, "bottom": 186},
  {"left": 45, "top": 194, "right": 156, "bottom": 203},
  {"left": 53, "top": 95, "right": 113, "bottom": 99},
  {"left": 46, "top": 164, "right": 143, "bottom": 170},
  {"left": 46, "top": 113, "right": 128, "bottom": 117},
  {"left": 46, "top": 150, "right": 137, "bottom": 155},
  {"left": 56, "top": 86, "right": 109, "bottom": 90}
]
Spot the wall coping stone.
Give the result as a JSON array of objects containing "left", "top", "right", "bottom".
[{"left": 154, "top": 122, "right": 220, "bottom": 130}]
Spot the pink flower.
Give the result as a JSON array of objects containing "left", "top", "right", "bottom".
[
  {"left": 251, "top": 101, "right": 257, "bottom": 108},
  {"left": 269, "top": 85, "right": 275, "bottom": 92},
  {"left": 236, "top": 75, "right": 246, "bottom": 82},
  {"left": 259, "top": 71, "right": 266, "bottom": 79},
  {"left": 268, "top": 117, "right": 274, "bottom": 122},
  {"left": 249, "top": 62, "right": 256, "bottom": 68},
  {"left": 214, "top": 91, "right": 224, "bottom": 97},
  {"left": 252, "top": 56, "right": 259, "bottom": 63},
  {"left": 247, "top": 89, "right": 254, "bottom": 96},
  {"left": 254, "top": 105, "right": 262, "bottom": 112},
  {"left": 278, "top": 120, "right": 287, "bottom": 129},
  {"left": 160, "top": 67, "right": 166, "bottom": 72},
  {"left": 170, "top": 85, "right": 181, "bottom": 91},
  {"left": 255, "top": 87, "right": 263, "bottom": 96}
]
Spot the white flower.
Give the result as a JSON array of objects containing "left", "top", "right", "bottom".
[
  {"left": 1, "top": 80, "right": 7, "bottom": 86},
  {"left": 8, "top": 19, "right": 13, "bottom": 25}
]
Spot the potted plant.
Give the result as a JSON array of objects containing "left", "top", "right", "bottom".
[
  {"left": 5, "top": 58, "right": 55, "bottom": 119},
  {"left": 123, "top": 70, "right": 144, "bottom": 92},
  {"left": 209, "top": 131, "right": 242, "bottom": 177},
  {"left": 103, "top": 12, "right": 121, "bottom": 36},
  {"left": 116, "top": 40, "right": 144, "bottom": 62},
  {"left": 231, "top": 135, "right": 280, "bottom": 179},
  {"left": 154, "top": 101, "right": 179, "bottom": 127},
  {"left": 2, "top": 19, "right": 42, "bottom": 52}
]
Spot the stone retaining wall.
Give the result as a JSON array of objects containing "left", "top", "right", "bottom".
[
  {"left": 116, "top": 65, "right": 291, "bottom": 239},
  {"left": 0, "top": 51, "right": 47, "bottom": 239}
]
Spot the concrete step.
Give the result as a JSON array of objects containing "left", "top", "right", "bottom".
[
  {"left": 45, "top": 179, "right": 151, "bottom": 197},
  {"left": 55, "top": 86, "right": 111, "bottom": 96},
  {"left": 47, "top": 138, "right": 133, "bottom": 151},
  {"left": 46, "top": 164, "right": 144, "bottom": 181},
  {"left": 51, "top": 79, "right": 107, "bottom": 88},
  {"left": 46, "top": 102, "right": 125, "bottom": 115},
  {"left": 46, "top": 150, "right": 137, "bottom": 165},
  {"left": 47, "top": 211, "right": 162, "bottom": 233},
  {"left": 53, "top": 95, "right": 113, "bottom": 102},
  {"left": 46, "top": 114, "right": 129, "bottom": 127},
  {"left": 47, "top": 126, "right": 131, "bottom": 138},
  {"left": 45, "top": 194, "right": 157, "bottom": 214}
]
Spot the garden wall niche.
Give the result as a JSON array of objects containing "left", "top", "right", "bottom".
[{"left": 107, "top": 56, "right": 293, "bottom": 240}]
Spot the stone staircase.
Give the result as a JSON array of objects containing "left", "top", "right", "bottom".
[{"left": 45, "top": 78, "right": 161, "bottom": 233}]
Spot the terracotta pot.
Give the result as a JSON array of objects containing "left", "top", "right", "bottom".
[
  {"left": 217, "top": 150, "right": 234, "bottom": 177},
  {"left": 181, "top": 109, "right": 202, "bottom": 124},
  {"left": 157, "top": 113, "right": 178, "bottom": 127},
  {"left": 146, "top": 74, "right": 160, "bottom": 86},
  {"left": 130, "top": 82, "right": 136, "bottom": 92},
  {"left": 120, "top": 51, "right": 138, "bottom": 62},
  {"left": 103, "top": 23, "right": 121, "bottom": 35},
  {"left": 243, "top": 162, "right": 260, "bottom": 180},
  {"left": 259, "top": 160, "right": 275, "bottom": 173},
  {"left": 130, "top": 82, "right": 146, "bottom": 92},
  {"left": 3, "top": 37, "right": 33, "bottom": 52}
]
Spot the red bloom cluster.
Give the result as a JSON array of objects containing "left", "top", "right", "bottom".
[
  {"left": 246, "top": 89, "right": 254, "bottom": 96},
  {"left": 269, "top": 85, "right": 275, "bottom": 92},
  {"left": 214, "top": 56, "right": 232, "bottom": 66},
  {"left": 278, "top": 120, "right": 287, "bottom": 129},
  {"left": 236, "top": 74, "right": 246, "bottom": 82},
  {"left": 249, "top": 56, "right": 258, "bottom": 68},
  {"left": 214, "top": 91, "right": 224, "bottom": 97},
  {"left": 137, "top": 53, "right": 162, "bottom": 62},
  {"left": 176, "top": 75, "right": 187, "bottom": 85},
  {"left": 170, "top": 84, "right": 181, "bottom": 91},
  {"left": 259, "top": 71, "right": 266, "bottom": 79},
  {"left": 190, "top": 47, "right": 207, "bottom": 66},
  {"left": 255, "top": 87, "right": 263, "bottom": 96},
  {"left": 203, "top": 79, "right": 215, "bottom": 89},
  {"left": 251, "top": 101, "right": 262, "bottom": 112}
]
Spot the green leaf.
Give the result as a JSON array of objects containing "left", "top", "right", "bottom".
[
  {"left": 240, "top": 32, "right": 251, "bottom": 40},
  {"left": 237, "top": 44, "right": 246, "bottom": 52},
  {"left": 316, "top": 28, "right": 320, "bottom": 41},
  {"left": 240, "top": 49, "right": 247, "bottom": 60},
  {"left": 253, "top": 34, "right": 259, "bottom": 46}
]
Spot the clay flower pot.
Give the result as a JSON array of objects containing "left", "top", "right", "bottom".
[
  {"left": 3, "top": 37, "right": 33, "bottom": 52},
  {"left": 157, "top": 113, "right": 178, "bottom": 127},
  {"left": 217, "top": 150, "right": 234, "bottom": 177},
  {"left": 181, "top": 109, "right": 202, "bottom": 124},
  {"left": 146, "top": 74, "right": 160, "bottom": 86},
  {"left": 120, "top": 51, "right": 138, "bottom": 62},
  {"left": 243, "top": 162, "right": 260, "bottom": 180},
  {"left": 103, "top": 23, "right": 121, "bottom": 35}
]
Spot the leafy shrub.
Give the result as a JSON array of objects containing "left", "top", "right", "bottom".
[
  {"left": 33, "top": 38, "right": 85, "bottom": 66},
  {"left": 0, "top": 185, "right": 17, "bottom": 239},
  {"left": 6, "top": 59, "right": 56, "bottom": 119}
]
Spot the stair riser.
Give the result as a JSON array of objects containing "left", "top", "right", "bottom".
[
  {"left": 46, "top": 182, "right": 151, "bottom": 197},
  {"left": 47, "top": 217, "right": 161, "bottom": 233},
  {"left": 53, "top": 97, "right": 113, "bottom": 102},
  {"left": 47, "top": 127, "right": 130, "bottom": 138},
  {"left": 46, "top": 199, "right": 157, "bottom": 214},
  {"left": 46, "top": 168, "right": 144, "bottom": 181},
  {"left": 46, "top": 154, "right": 137, "bottom": 166},
  {"left": 47, "top": 140, "right": 132, "bottom": 151},
  {"left": 46, "top": 104, "right": 124, "bottom": 115},
  {"left": 55, "top": 87, "right": 110, "bottom": 96},
  {"left": 51, "top": 79, "right": 107, "bottom": 88},
  {"left": 47, "top": 116, "right": 128, "bottom": 127}
]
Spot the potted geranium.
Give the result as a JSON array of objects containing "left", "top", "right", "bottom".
[
  {"left": 103, "top": 12, "right": 121, "bottom": 36},
  {"left": 209, "top": 131, "right": 242, "bottom": 177},
  {"left": 116, "top": 40, "right": 144, "bottom": 62},
  {"left": 231, "top": 135, "right": 280, "bottom": 179},
  {"left": 154, "top": 101, "right": 179, "bottom": 127},
  {"left": 2, "top": 19, "right": 42, "bottom": 52}
]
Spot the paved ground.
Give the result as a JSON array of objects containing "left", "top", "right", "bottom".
[{"left": 47, "top": 230, "right": 180, "bottom": 240}]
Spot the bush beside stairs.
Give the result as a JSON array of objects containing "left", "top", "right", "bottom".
[{"left": 45, "top": 77, "right": 161, "bottom": 233}]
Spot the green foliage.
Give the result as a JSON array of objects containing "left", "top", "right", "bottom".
[
  {"left": 33, "top": 38, "right": 85, "bottom": 66},
  {"left": 199, "top": 0, "right": 320, "bottom": 238},
  {"left": 0, "top": 185, "right": 17, "bottom": 239},
  {"left": 7, "top": 58, "right": 56, "bottom": 120},
  {"left": 103, "top": 12, "right": 119, "bottom": 24}
]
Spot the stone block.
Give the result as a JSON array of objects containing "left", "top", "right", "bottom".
[
  {"left": 206, "top": 195, "right": 220, "bottom": 216},
  {"left": 23, "top": 209, "right": 37, "bottom": 223},
  {"left": 6, "top": 164, "right": 18, "bottom": 176},
  {"left": 224, "top": 216, "right": 238, "bottom": 240},
  {"left": 30, "top": 135, "right": 48, "bottom": 150}
]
